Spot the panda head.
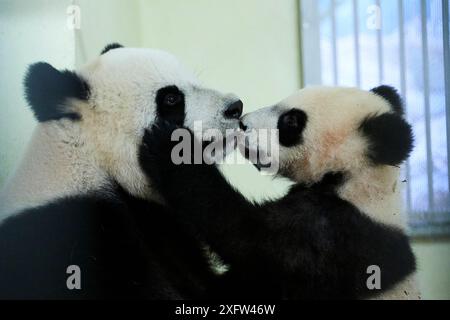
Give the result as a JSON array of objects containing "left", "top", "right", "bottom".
[
  {"left": 24, "top": 44, "right": 242, "bottom": 198},
  {"left": 240, "top": 86, "right": 414, "bottom": 185}
]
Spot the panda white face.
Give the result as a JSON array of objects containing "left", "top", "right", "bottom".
[
  {"left": 22, "top": 44, "right": 242, "bottom": 199},
  {"left": 240, "top": 86, "right": 414, "bottom": 185}
]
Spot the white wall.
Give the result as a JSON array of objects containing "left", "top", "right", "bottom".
[
  {"left": 0, "top": 0, "right": 75, "bottom": 187},
  {"left": 139, "top": 0, "right": 301, "bottom": 110},
  {"left": 412, "top": 239, "right": 450, "bottom": 299},
  {"left": 74, "top": 0, "right": 141, "bottom": 66}
]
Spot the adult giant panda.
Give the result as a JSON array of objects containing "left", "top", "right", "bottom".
[
  {"left": 0, "top": 44, "right": 243, "bottom": 299},
  {"left": 238, "top": 85, "right": 419, "bottom": 299},
  {"left": 137, "top": 86, "right": 417, "bottom": 299}
]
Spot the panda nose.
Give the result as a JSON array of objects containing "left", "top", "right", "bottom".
[
  {"left": 224, "top": 100, "right": 243, "bottom": 120},
  {"left": 239, "top": 121, "right": 248, "bottom": 131}
]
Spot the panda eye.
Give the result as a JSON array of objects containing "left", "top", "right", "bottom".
[
  {"left": 282, "top": 114, "right": 299, "bottom": 128},
  {"left": 164, "top": 93, "right": 182, "bottom": 106},
  {"left": 278, "top": 109, "right": 308, "bottom": 147}
]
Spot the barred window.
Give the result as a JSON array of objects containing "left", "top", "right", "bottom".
[{"left": 300, "top": 0, "right": 450, "bottom": 236}]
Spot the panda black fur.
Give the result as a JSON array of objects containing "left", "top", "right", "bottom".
[
  {"left": 0, "top": 187, "right": 219, "bottom": 299},
  {"left": 238, "top": 86, "right": 419, "bottom": 299},
  {"left": 138, "top": 118, "right": 416, "bottom": 300},
  {"left": 0, "top": 44, "right": 242, "bottom": 299}
]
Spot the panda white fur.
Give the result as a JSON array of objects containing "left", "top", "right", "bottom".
[
  {"left": 239, "top": 85, "right": 420, "bottom": 299},
  {"left": 0, "top": 44, "right": 243, "bottom": 299}
]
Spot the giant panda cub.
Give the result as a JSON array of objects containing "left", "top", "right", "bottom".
[
  {"left": 239, "top": 85, "right": 419, "bottom": 300},
  {"left": 0, "top": 44, "right": 243, "bottom": 299}
]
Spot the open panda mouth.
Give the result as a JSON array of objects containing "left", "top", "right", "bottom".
[{"left": 242, "top": 146, "right": 273, "bottom": 171}]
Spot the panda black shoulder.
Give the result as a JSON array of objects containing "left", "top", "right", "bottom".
[{"left": 0, "top": 191, "right": 158, "bottom": 299}]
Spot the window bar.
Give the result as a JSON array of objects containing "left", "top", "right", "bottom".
[
  {"left": 443, "top": 0, "right": 450, "bottom": 195},
  {"left": 299, "top": 0, "right": 323, "bottom": 86},
  {"left": 352, "top": 0, "right": 361, "bottom": 88},
  {"left": 399, "top": 0, "right": 412, "bottom": 213},
  {"left": 376, "top": 0, "right": 384, "bottom": 83},
  {"left": 420, "top": 0, "right": 435, "bottom": 211},
  {"left": 331, "top": 0, "right": 338, "bottom": 85}
]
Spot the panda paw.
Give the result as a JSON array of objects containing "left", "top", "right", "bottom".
[{"left": 139, "top": 121, "right": 185, "bottom": 186}]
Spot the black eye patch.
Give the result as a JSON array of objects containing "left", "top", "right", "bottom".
[
  {"left": 278, "top": 109, "right": 308, "bottom": 147},
  {"left": 156, "top": 86, "right": 186, "bottom": 126}
]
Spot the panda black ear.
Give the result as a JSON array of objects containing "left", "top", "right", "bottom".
[
  {"left": 101, "top": 43, "right": 124, "bottom": 55},
  {"left": 359, "top": 113, "right": 414, "bottom": 166},
  {"left": 371, "top": 85, "right": 404, "bottom": 116},
  {"left": 24, "top": 62, "right": 90, "bottom": 122}
]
